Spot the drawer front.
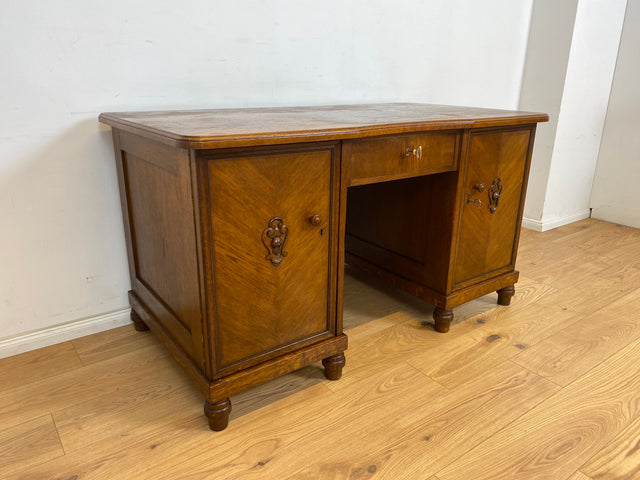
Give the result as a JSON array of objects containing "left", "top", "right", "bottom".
[{"left": 345, "top": 131, "right": 459, "bottom": 186}]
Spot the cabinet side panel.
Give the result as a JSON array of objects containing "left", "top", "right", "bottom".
[{"left": 118, "top": 132, "right": 204, "bottom": 368}]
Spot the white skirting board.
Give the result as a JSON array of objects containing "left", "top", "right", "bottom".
[
  {"left": 522, "top": 209, "right": 592, "bottom": 232},
  {"left": 0, "top": 308, "right": 131, "bottom": 360}
]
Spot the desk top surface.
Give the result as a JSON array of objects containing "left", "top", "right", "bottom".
[{"left": 99, "top": 103, "right": 548, "bottom": 150}]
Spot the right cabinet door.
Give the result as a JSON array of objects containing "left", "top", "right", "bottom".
[{"left": 453, "top": 127, "right": 533, "bottom": 287}]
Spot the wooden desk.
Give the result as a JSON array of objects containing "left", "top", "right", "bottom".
[{"left": 99, "top": 104, "right": 548, "bottom": 430}]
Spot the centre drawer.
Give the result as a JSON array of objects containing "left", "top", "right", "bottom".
[{"left": 344, "top": 131, "right": 460, "bottom": 186}]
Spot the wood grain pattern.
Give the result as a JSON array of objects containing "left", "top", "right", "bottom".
[
  {"left": 567, "top": 472, "right": 593, "bottom": 480},
  {"left": 0, "top": 415, "right": 64, "bottom": 476},
  {"left": 99, "top": 103, "right": 548, "bottom": 149},
  {"left": 511, "top": 289, "right": 640, "bottom": 386},
  {"left": 206, "top": 146, "right": 335, "bottom": 372},
  {"left": 120, "top": 134, "right": 204, "bottom": 367},
  {"left": 0, "top": 343, "right": 169, "bottom": 433},
  {"left": 452, "top": 128, "right": 531, "bottom": 287},
  {"left": 71, "top": 324, "right": 157, "bottom": 365},
  {"left": 0, "top": 341, "right": 82, "bottom": 389},
  {"left": 291, "top": 361, "right": 559, "bottom": 480},
  {"left": 407, "top": 302, "right": 580, "bottom": 389},
  {"left": 150, "top": 363, "right": 445, "bottom": 480},
  {"left": 438, "top": 336, "right": 640, "bottom": 480},
  {"left": 345, "top": 172, "right": 458, "bottom": 293},
  {"left": 345, "top": 130, "right": 458, "bottom": 185},
  {"left": 52, "top": 354, "right": 197, "bottom": 452},
  {"left": 582, "top": 413, "right": 640, "bottom": 479}
]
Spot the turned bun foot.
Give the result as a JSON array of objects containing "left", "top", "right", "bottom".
[
  {"left": 497, "top": 285, "right": 516, "bottom": 306},
  {"left": 204, "top": 398, "right": 232, "bottom": 431},
  {"left": 433, "top": 307, "right": 454, "bottom": 333},
  {"left": 322, "top": 353, "right": 346, "bottom": 380},
  {"left": 130, "top": 310, "right": 149, "bottom": 332}
]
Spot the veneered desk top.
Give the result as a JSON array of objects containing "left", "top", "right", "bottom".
[{"left": 99, "top": 103, "right": 548, "bottom": 149}]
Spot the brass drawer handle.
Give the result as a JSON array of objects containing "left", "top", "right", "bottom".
[{"left": 405, "top": 145, "right": 423, "bottom": 160}]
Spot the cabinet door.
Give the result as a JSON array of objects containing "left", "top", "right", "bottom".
[
  {"left": 453, "top": 128, "right": 532, "bottom": 287},
  {"left": 205, "top": 146, "right": 337, "bottom": 375}
]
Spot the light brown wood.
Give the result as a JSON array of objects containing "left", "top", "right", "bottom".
[
  {"left": 511, "top": 289, "right": 640, "bottom": 386},
  {"left": 0, "top": 341, "right": 82, "bottom": 389},
  {"left": 3, "top": 218, "right": 640, "bottom": 479},
  {"left": 292, "top": 361, "right": 559, "bottom": 479},
  {"left": 0, "top": 342, "right": 169, "bottom": 433},
  {"left": 407, "top": 302, "right": 581, "bottom": 389},
  {"left": 567, "top": 472, "right": 593, "bottom": 480},
  {"left": 437, "top": 336, "right": 640, "bottom": 480},
  {"left": 71, "top": 323, "right": 157, "bottom": 365},
  {"left": 0, "top": 415, "right": 64, "bottom": 476},
  {"left": 581, "top": 414, "right": 640, "bottom": 479}
]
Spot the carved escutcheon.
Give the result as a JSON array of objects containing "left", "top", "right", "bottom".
[
  {"left": 262, "top": 217, "right": 288, "bottom": 266},
  {"left": 488, "top": 177, "right": 503, "bottom": 214}
]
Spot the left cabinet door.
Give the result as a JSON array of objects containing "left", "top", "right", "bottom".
[{"left": 201, "top": 145, "right": 339, "bottom": 376}]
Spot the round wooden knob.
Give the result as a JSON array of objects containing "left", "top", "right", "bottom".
[{"left": 310, "top": 214, "right": 321, "bottom": 226}]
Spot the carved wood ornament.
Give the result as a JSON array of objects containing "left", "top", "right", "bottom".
[
  {"left": 488, "top": 177, "right": 503, "bottom": 214},
  {"left": 262, "top": 217, "right": 289, "bottom": 266}
]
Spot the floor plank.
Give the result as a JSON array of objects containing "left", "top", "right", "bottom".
[
  {"left": 566, "top": 471, "right": 592, "bottom": 480},
  {"left": 407, "top": 300, "right": 579, "bottom": 389},
  {"left": 511, "top": 288, "right": 640, "bottom": 386},
  {"left": 71, "top": 323, "right": 158, "bottom": 365},
  {"left": 436, "top": 336, "right": 640, "bottom": 480},
  {"left": 144, "top": 363, "right": 445, "bottom": 480},
  {"left": 290, "top": 360, "right": 559, "bottom": 480},
  {"left": 0, "top": 341, "right": 82, "bottom": 390},
  {"left": 325, "top": 310, "right": 481, "bottom": 393},
  {"left": 8, "top": 363, "right": 444, "bottom": 480},
  {"left": 581, "top": 413, "right": 640, "bottom": 479},
  {"left": 0, "top": 415, "right": 65, "bottom": 476},
  {"left": 0, "top": 342, "right": 170, "bottom": 432}
]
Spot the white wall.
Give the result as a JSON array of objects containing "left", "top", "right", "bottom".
[
  {"left": 519, "top": 0, "right": 578, "bottom": 223},
  {"left": 590, "top": 0, "right": 640, "bottom": 228},
  {"left": 541, "top": 0, "right": 627, "bottom": 229},
  {"left": 0, "top": 0, "right": 533, "bottom": 355},
  {"left": 519, "top": 0, "right": 628, "bottom": 231}
]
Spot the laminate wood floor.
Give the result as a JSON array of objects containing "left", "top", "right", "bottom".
[{"left": 2, "top": 218, "right": 639, "bottom": 479}]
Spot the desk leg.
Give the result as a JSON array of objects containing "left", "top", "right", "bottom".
[
  {"left": 497, "top": 285, "right": 516, "bottom": 306},
  {"left": 204, "top": 398, "right": 232, "bottom": 431},
  {"left": 433, "top": 307, "right": 454, "bottom": 333},
  {"left": 322, "top": 353, "right": 346, "bottom": 380},
  {"left": 130, "top": 309, "right": 149, "bottom": 332}
]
